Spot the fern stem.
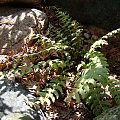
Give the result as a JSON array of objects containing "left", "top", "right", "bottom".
[{"left": 99, "top": 28, "right": 120, "bottom": 40}]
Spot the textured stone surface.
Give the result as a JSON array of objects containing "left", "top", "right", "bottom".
[
  {"left": 1, "top": 113, "right": 34, "bottom": 120},
  {"left": 0, "top": 78, "right": 46, "bottom": 120},
  {"left": 47, "top": 0, "right": 120, "bottom": 30},
  {"left": 0, "top": 7, "right": 48, "bottom": 53},
  {"left": 94, "top": 106, "right": 120, "bottom": 120}
]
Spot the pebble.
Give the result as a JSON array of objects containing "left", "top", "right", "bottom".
[
  {"left": 0, "top": 55, "right": 8, "bottom": 62},
  {"left": 84, "top": 33, "right": 90, "bottom": 39},
  {"left": 92, "top": 35, "right": 98, "bottom": 40}
]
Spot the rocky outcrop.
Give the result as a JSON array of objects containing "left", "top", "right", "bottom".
[
  {"left": 94, "top": 106, "right": 120, "bottom": 120},
  {"left": 47, "top": 0, "right": 120, "bottom": 30},
  {"left": 0, "top": 0, "right": 42, "bottom": 6},
  {"left": 0, "top": 78, "right": 46, "bottom": 120},
  {"left": 0, "top": 7, "right": 48, "bottom": 54},
  {"left": 0, "top": 3, "right": 48, "bottom": 119}
]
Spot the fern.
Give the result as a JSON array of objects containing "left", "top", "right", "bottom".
[
  {"left": 72, "top": 41, "right": 109, "bottom": 115},
  {"left": 36, "top": 78, "right": 66, "bottom": 106},
  {"left": 49, "top": 7, "right": 84, "bottom": 64},
  {"left": 29, "top": 8, "right": 84, "bottom": 107},
  {"left": 3, "top": 6, "right": 120, "bottom": 117},
  {"left": 72, "top": 29, "right": 120, "bottom": 116}
]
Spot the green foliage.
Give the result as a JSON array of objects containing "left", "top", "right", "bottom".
[
  {"left": 36, "top": 78, "right": 66, "bottom": 106},
  {"left": 73, "top": 40, "right": 110, "bottom": 115},
  {"left": 34, "top": 7, "right": 84, "bottom": 106},
  {"left": 108, "top": 79, "right": 120, "bottom": 104},
  {"left": 49, "top": 7, "right": 84, "bottom": 63},
  {"left": 72, "top": 32, "right": 120, "bottom": 116},
  {"left": 2, "top": 6, "right": 120, "bottom": 117}
]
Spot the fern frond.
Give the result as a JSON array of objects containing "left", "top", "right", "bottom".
[
  {"left": 73, "top": 39, "right": 111, "bottom": 115},
  {"left": 37, "top": 79, "right": 66, "bottom": 106}
]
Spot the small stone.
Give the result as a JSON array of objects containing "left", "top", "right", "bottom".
[
  {"left": 0, "top": 55, "right": 8, "bottom": 62},
  {"left": 84, "top": 33, "right": 90, "bottom": 39},
  {"left": 92, "top": 35, "right": 98, "bottom": 40},
  {"left": 81, "top": 37, "right": 85, "bottom": 40}
]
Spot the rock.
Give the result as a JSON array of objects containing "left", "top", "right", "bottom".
[
  {"left": 91, "top": 35, "right": 98, "bottom": 40},
  {"left": 0, "top": 7, "right": 48, "bottom": 54},
  {"left": 47, "top": 0, "right": 120, "bottom": 31},
  {"left": 0, "top": 55, "right": 8, "bottom": 62},
  {"left": 87, "top": 25, "right": 108, "bottom": 37},
  {"left": 94, "top": 106, "right": 120, "bottom": 120},
  {"left": 84, "top": 32, "right": 91, "bottom": 39},
  {"left": 0, "top": 78, "right": 46, "bottom": 120},
  {"left": 0, "top": 0, "right": 42, "bottom": 6},
  {"left": 1, "top": 113, "right": 34, "bottom": 120}
]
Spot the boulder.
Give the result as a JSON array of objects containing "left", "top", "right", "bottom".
[
  {"left": 0, "top": 78, "right": 46, "bottom": 120},
  {"left": 0, "top": 7, "right": 48, "bottom": 54},
  {"left": 94, "top": 106, "right": 120, "bottom": 120},
  {"left": 0, "top": 0, "right": 42, "bottom": 6},
  {"left": 47, "top": 0, "right": 120, "bottom": 30}
]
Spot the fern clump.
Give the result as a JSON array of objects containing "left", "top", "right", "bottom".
[
  {"left": 48, "top": 7, "right": 84, "bottom": 65},
  {"left": 71, "top": 32, "right": 120, "bottom": 116},
  {"left": 2, "top": 6, "right": 120, "bottom": 117},
  {"left": 46, "top": 8, "right": 120, "bottom": 116},
  {"left": 34, "top": 7, "right": 85, "bottom": 107}
]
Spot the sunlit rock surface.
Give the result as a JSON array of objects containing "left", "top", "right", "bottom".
[
  {"left": 0, "top": 7, "right": 48, "bottom": 53},
  {"left": 0, "top": 78, "right": 46, "bottom": 120}
]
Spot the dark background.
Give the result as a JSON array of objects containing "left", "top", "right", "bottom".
[{"left": 46, "top": 0, "right": 120, "bottom": 31}]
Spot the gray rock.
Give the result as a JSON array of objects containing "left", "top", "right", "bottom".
[
  {"left": 1, "top": 113, "right": 34, "bottom": 120},
  {"left": 84, "top": 33, "right": 90, "bottom": 39},
  {"left": 0, "top": 78, "right": 46, "bottom": 120},
  {"left": 0, "top": 55, "right": 8, "bottom": 62},
  {"left": 0, "top": 7, "right": 48, "bottom": 53},
  {"left": 91, "top": 35, "right": 98, "bottom": 40},
  {"left": 94, "top": 106, "right": 120, "bottom": 120}
]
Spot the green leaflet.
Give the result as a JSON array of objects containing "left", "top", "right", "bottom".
[
  {"left": 53, "top": 90, "right": 59, "bottom": 99},
  {"left": 74, "top": 92, "right": 81, "bottom": 103},
  {"left": 38, "top": 79, "right": 66, "bottom": 105}
]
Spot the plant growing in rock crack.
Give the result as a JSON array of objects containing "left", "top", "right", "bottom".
[{"left": 2, "top": 6, "right": 120, "bottom": 117}]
